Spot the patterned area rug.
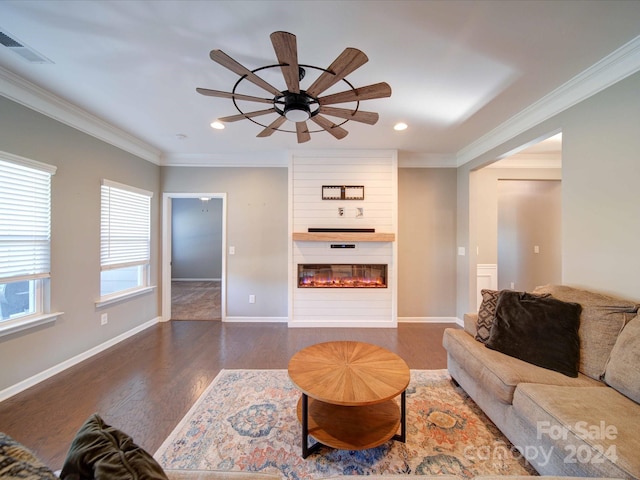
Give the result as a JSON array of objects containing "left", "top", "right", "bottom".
[{"left": 155, "top": 369, "right": 536, "bottom": 479}]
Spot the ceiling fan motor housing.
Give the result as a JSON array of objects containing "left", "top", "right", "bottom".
[{"left": 283, "top": 91, "right": 314, "bottom": 122}]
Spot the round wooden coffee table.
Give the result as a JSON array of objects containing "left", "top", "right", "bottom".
[{"left": 288, "top": 341, "right": 410, "bottom": 457}]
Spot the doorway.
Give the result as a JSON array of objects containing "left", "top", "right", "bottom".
[
  {"left": 497, "top": 179, "right": 562, "bottom": 291},
  {"left": 470, "top": 131, "right": 562, "bottom": 309},
  {"left": 162, "top": 193, "right": 227, "bottom": 321}
]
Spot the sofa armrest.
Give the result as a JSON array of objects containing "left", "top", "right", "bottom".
[
  {"left": 165, "top": 470, "right": 281, "bottom": 480},
  {"left": 463, "top": 312, "right": 478, "bottom": 337}
]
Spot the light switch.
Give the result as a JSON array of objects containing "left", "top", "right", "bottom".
[
  {"left": 534, "top": 245, "right": 540, "bottom": 254},
  {"left": 458, "top": 247, "right": 465, "bottom": 256},
  {"left": 229, "top": 246, "right": 235, "bottom": 255}
]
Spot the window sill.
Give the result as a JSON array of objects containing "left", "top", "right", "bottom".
[
  {"left": 0, "top": 312, "right": 63, "bottom": 338},
  {"left": 96, "top": 285, "right": 156, "bottom": 308}
]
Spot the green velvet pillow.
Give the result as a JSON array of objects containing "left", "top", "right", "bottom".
[
  {"left": 0, "top": 432, "right": 58, "bottom": 480},
  {"left": 485, "top": 290, "right": 582, "bottom": 377},
  {"left": 60, "top": 414, "right": 168, "bottom": 480}
]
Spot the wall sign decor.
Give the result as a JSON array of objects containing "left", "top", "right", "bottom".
[{"left": 322, "top": 185, "right": 365, "bottom": 200}]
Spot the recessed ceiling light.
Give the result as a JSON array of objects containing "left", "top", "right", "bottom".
[
  {"left": 394, "top": 122, "right": 408, "bottom": 131},
  {"left": 210, "top": 121, "right": 225, "bottom": 130}
]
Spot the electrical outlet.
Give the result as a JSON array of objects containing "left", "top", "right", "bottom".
[
  {"left": 338, "top": 207, "right": 344, "bottom": 217},
  {"left": 249, "top": 294, "right": 255, "bottom": 304},
  {"left": 100, "top": 313, "right": 108, "bottom": 325}
]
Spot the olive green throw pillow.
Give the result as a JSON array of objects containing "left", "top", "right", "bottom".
[
  {"left": 0, "top": 432, "right": 58, "bottom": 480},
  {"left": 486, "top": 290, "right": 582, "bottom": 377},
  {"left": 60, "top": 413, "right": 168, "bottom": 480}
]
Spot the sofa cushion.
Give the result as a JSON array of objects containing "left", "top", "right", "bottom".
[
  {"left": 0, "top": 432, "right": 58, "bottom": 480},
  {"left": 486, "top": 290, "right": 581, "bottom": 377},
  {"left": 513, "top": 383, "right": 640, "bottom": 480},
  {"left": 534, "top": 284, "right": 638, "bottom": 380},
  {"left": 443, "top": 328, "right": 601, "bottom": 405},
  {"left": 604, "top": 314, "right": 640, "bottom": 403},
  {"left": 60, "top": 413, "right": 168, "bottom": 480},
  {"left": 475, "top": 289, "right": 500, "bottom": 343}
]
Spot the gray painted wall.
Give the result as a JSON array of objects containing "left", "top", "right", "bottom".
[
  {"left": 457, "top": 71, "right": 640, "bottom": 316},
  {"left": 398, "top": 168, "right": 457, "bottom": 317},
  {"left": 561, "top": 71, "right": 640, "bottom": 299},
  {"left": 0, "top": 96, "right": 160, "bottom": 392},
  {"left": 171, "top": 198, "right": 223, "bottom": 279},
  {"left": 161, "top": 167, "right": 289, "bottom": 318},
  {"left": 497, "top": 179, "right": 562, "bottom": 291},
  {"left": 474, "top": 168, "right": 562, "bottom": 265}
]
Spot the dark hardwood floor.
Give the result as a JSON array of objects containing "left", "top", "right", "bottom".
[{"left": 0, "top": 321, "right": 455, "bottom": 470}]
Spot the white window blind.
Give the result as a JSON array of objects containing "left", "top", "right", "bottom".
[
  {"left": 0, "top": 156, "right": 54, "bottom": 282},
  {"left": 100, "top": 180, "right": 152, "bottom": 271}
]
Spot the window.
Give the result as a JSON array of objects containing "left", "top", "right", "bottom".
[
  {"left": 100, "top": 180, "right": 152, "bottom": 301},
  {"left": 0, "top": 151, "right": 57, "bottom": 333}
]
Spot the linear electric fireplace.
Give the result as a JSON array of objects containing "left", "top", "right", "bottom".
[{"left": 298, "top": 264, "right": 387, "bottom": 288}]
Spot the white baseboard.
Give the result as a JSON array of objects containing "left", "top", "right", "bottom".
[
  {"left": 0, "top": 317, "right": 160, "bottom": 402},
  {"left": 171, "top": 278, "right": 221, "bottom": 282},
  {"left": 288, "top": 320, "right": 397, "bottom": 328},
  {"left": 223, "top": 316, "right": 288, "bottom": 323},
  {"left": 399, "top": 316, "right": 462, "bottom": 326}
]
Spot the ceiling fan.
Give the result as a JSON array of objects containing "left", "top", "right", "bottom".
[{"left": 197, "top": 31, "right": 392, "bottom": 143}]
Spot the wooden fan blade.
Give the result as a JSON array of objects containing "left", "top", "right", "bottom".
[
  {"left": 318, "top": 82, "right": 392, "bottom": 106},
  {"left": 219, "top": 108, "right": 277, "bottom": 123},
  {"left": 305, "top": 48, "right": 368, "bottom": 97},
  {"left": 209, "top": 50, "right": 281, "bottom": 96},
  {"left": 271, "top": 31, "right": 299, "bottom": 94},
  {"left": 257, "top": 116, "right": 287, "bottom": 137},
  {"left": 318, "top": 106, "right": 379, "bottom": 125},
  {"left": 296, "top": 122, "right": 311, "bottom": 143},
  {"left": 310, "top": 115, "right": 349, "bottom": 140},
  {"left": 196, "top": 88, "right": 274, "bottom": 104}
]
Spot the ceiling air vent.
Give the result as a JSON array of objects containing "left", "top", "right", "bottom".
[{"left": 0, "top": 29, "right": 53, "bottom": 64}]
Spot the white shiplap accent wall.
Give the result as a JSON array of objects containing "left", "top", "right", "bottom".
[{"left": 288, "top": 150, "right": 398, "bottom": 327}]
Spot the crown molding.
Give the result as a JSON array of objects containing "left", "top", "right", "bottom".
[
  {"left": 0, "top": 66, "right": 162, "bottom": 164},
  {"left": 456, "top": 34, "right": 640, "bottom": 167},
  {"left": 161, "top": 151, "right": 288, "bottom": 167}
]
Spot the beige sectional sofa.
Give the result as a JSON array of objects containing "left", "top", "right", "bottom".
[{"left": 443, "top": 285, "right": 640, "bottom": 480}]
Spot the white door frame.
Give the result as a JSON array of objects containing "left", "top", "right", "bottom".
[{"left": 161, "top": 192, "right": 227, "bottom": 321}]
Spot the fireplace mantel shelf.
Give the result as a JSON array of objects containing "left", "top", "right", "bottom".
[{"left": 292, "top": 232, "right": 396, "bottom": 242}]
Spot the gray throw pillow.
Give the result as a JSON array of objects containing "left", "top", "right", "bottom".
[{"left": 604, "top": 314, "right": 640, "bottom": 403}]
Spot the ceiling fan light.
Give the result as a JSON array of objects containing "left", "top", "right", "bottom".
[{"left": 284, "top": 106, "right": 310, "bottom": 122}]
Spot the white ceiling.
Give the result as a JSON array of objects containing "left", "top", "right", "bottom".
[{"left": 1, "top": 1, "right": 639, "bottom": 166}]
